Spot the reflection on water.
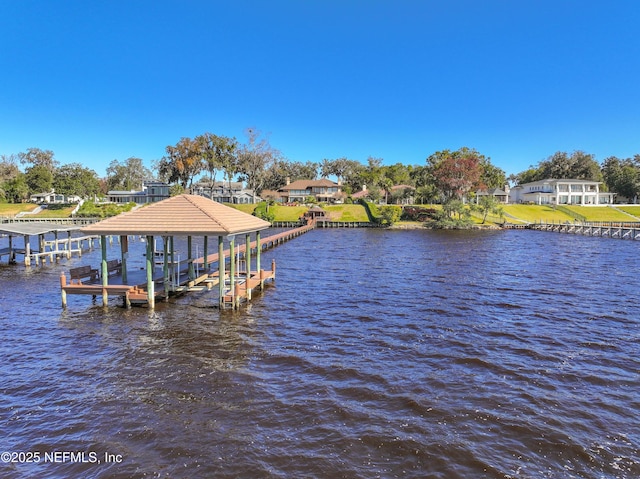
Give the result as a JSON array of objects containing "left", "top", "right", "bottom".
[{"left": 0, "top": 228, "right": 638, "bottom": 478}]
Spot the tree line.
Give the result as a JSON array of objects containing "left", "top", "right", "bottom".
[{"left": 2, "top": 129, "right": 640, "bottom": 205}]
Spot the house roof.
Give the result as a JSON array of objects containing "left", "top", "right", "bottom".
[
  {"left": 81, "top": 194, "right": 271, "bottom": 237},
  {"left": 260, "top": 189, "right": 283, "bottom": 199},
  {"left": 31, "top": 191, "right": 55, "bottom": 198},
  {"left": 280, "top": 179, "right": 338, "bottom": 191},
  {"left": 351, "top": 190, "right": 368, "bottom": 198}
]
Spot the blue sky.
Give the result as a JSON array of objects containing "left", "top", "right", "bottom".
[{"left": 1, "top": 0, "right": 639, "bottom": 178}]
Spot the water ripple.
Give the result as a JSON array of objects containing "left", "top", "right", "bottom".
[{"left": 1, "top": 229, "right": 639, "bottom": 478}]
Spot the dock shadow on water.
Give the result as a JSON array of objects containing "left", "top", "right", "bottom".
[{"left": 1, "top": 228, "right": 639, "bottom": 478}]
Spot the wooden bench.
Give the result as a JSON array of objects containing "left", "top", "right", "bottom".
[
  {"left": 69, "top": 265, "right": 99, "bottom": 284},
  {"left": 106, "top": 259, "right": 122, "bottom": 276}
]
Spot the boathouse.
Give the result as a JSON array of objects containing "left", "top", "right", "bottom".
[{"left": 74, "top": 194, "right": 271, "bottom": 309}]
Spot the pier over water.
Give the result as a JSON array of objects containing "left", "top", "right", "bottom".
[{"left": 529, "top": 221, "right": 640, "bottom": 240}]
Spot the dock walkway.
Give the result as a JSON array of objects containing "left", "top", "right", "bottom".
[
  {"left": 193, "top": 221, "right": 314, "bottom": 266},
  {"left": 529, "top": 222, "right": 640, "bottom": 240}
]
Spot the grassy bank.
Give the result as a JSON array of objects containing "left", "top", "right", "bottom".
[
  {"left": 499, "top": 205, "right": 640, "bottom": 224},
  {"left": 0, "top": 203, "right": 39, "bottom": 216},
  {"left": 4, "top": 200, "right": 639, "bottom": 225},
  {"left": 33, "top": 205, "right": 77, "bottom": 218}
]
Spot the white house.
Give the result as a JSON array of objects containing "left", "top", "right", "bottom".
[
  {"left": 476, "top": 187, "right": 510, "bottom": 204},
  {"left": 30, "top": 190, "right": 81, "bottom": 204},
  {"left": 509, "top": 179, "right": 615, "bottom": 205}
]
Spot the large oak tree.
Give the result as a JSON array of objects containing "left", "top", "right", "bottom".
[
  {"left": 157, "top": 137, "right": 203, "bottom": 190},
  {"left": 236, "top": 128, "right": 281, "bottom": 201}
]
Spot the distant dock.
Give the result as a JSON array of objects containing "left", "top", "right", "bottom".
[{"left": 527, "top": 221, "right": 640, "bottom": 240}]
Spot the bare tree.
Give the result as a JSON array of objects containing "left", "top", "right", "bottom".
[
  {"left": 236, "top": 128, "right": 281, "bottom": 202},
  {"left": 0, "top": 154, "right": 20, "bottom": 183},
  {"left": 18, "top": 147, "right": 58, "bottom": 172}
]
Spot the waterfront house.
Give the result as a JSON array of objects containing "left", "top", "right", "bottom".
[
  {"left": 350, "top": 185, "right": 368, "bottom": 201},
  {"left": 475, "top": 187, "right": 509, "bottom": 204},
  {"left": 30, "top": 190, "right": 81, "bottom": 204},
  {"left": 509, "top": 179, "right": 614, "bottom": 205},
  {"left": 278, "top": 179, "right": 343, "bottom": 204},
  {"left": 191, "top": 181, "right": 258, "bottom": 204},
  {"left": 107, "top": 180, "right": 170, "bottom": 204}
]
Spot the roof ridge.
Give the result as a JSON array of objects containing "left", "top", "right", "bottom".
[
  {"left": 184, "top": 193, "right": 267, "bottom": 235},
  {"left": 184, "top": 194, "right": 231, "bottom": 232}
]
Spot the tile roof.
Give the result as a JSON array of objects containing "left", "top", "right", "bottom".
[{"left": 81, "top": 194, "right": 271, "bottom": 237}]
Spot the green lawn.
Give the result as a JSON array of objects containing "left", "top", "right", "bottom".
[
  {"left": 502, "top": 204, "right": 638, "bottom": 223},
  {"left": 229, "top": 204, "right": 257, "bottom": 215},
  {"left": 228, "top": 203, "right": 307, "bottom": 222},
  {"left": 0, "top": 203, "right": 39, "bottom": 216},
  {"left": 617, "top": 206, "right": 640, "bottom": 219},
  {"left": 562, "top": 205, "right": 635, "bottom": 222},
  {"left": 323, "top": 204, "right": 369, "bottom": 222},
  {"left": 35, "top": 206, "right": 77, "bottom": 218},
  {"left": 271, "top": 205, "right": 308, "bottom": 221},
  {"left": 502, "top": 205, "right": 575, "bottom": 223},
  {"left": 469, "top": 209, "right": 510, "bottom": 225}
]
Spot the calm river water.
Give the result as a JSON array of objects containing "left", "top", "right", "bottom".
[{"left": 0, "top": 228, "right": 638, "bottom": 478}]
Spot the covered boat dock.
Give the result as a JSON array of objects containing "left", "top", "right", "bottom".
[{"left": 66, "top": 194, "right": 273, "bottom": 309}]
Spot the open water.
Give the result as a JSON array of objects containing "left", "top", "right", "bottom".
[{"left": 0, "top": 228, "right": 638, "bottom": 478}]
